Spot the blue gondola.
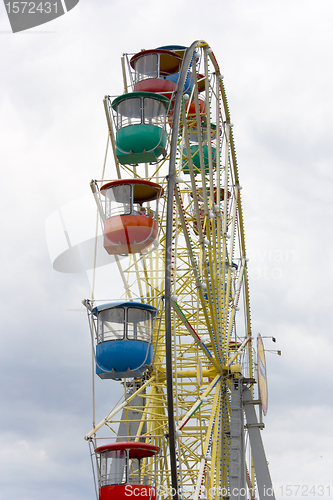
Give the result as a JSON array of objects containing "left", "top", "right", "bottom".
[
  {"left": 92, "top": 302, "right": 157, "bottom": 379},
  {"left": 157, "top": 45, "right": 194, "bottom": 95}
]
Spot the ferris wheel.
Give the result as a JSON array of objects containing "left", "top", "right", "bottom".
[{"left": 82, "top": 41, "right": 275, "bottom": 500}]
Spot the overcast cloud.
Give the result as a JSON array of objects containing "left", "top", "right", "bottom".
[{"left": 1, "top": 1, "right": 333, "bottom": 499}]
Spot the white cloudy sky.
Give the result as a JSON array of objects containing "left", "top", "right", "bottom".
[{"left": 1, "top": 1, "right": 333, "bottom": 499}]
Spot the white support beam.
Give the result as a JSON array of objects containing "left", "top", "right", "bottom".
[{"left": 243, "top": 384, "right": 275, "bottom": 500}]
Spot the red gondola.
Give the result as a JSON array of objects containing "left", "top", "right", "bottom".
[
  {"left": 100, "top": 179, "right": 164, "bottom": 255},
  {"left": 95, "top": 442, "right": 160, "bottom": 500}
]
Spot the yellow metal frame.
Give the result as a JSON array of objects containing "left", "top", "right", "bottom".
[{"left": 87, "top": 41, "right": 255, "bottom": 500}]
